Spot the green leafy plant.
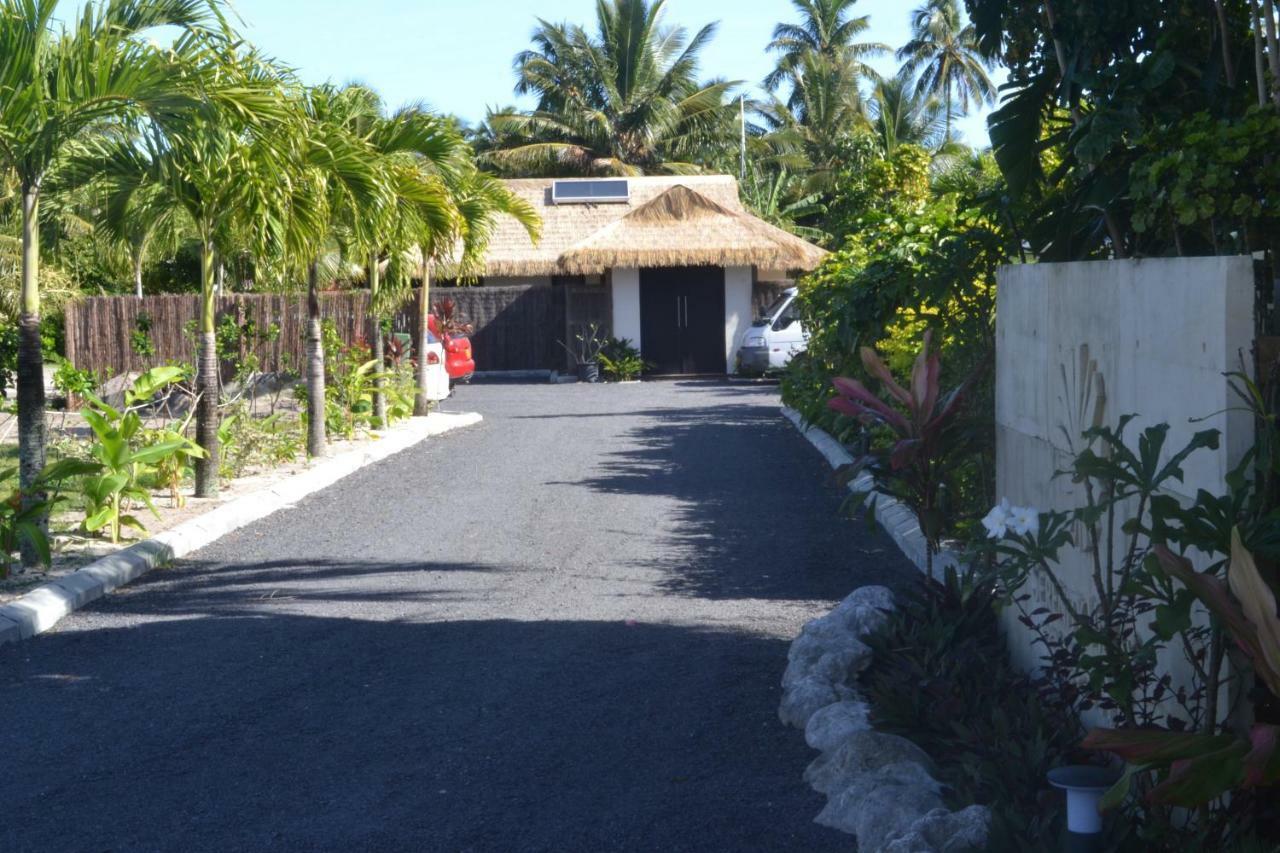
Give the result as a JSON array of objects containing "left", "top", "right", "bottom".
[
  {"left": 861, "top": 566, "right": 1083, "bottom": 850},
  {"left": 0, "top": 458, "right": 97, "bottom": 577},
  {"left": 144, "top": 409, "right": 206, "bottom": 508},
  {"left": 1085, "top": 531, "right": 1280, "bottom": 810},
  {"left": 828, "top": 330, "right": 985, "bottom": 576},
  {"left": 130, "top": 312, "right": 156, "bottom": 359},
  {"left": 597, "top": 337, "right": 647, "bottom": 381},
  {"left": 79, "top": 366, "right": 200, "bottom": 543}
]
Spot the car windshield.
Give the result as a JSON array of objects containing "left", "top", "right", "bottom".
[{"left": 755, "top": 293, "right": 791, "bottom": 325}]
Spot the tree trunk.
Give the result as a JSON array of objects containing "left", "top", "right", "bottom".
[
  {"left": 1253, "top": 0, "right": 1269, "bottom": 106},
  {"left": 1213, "top": 0, "right": 1236, "bottom": 88},
  {"left": 17, "top": 184, "right": 47, "bottom": 568},
  {"left": 1266, "top": 0, "right": 1280, "bottom": 106},
  {"left": 193, "top": 238, "right": 220, "bottom": 497},
  {"left": 306, "top": 261, "right": 327, "bottom": 457},
  {"left": 133, "top": 252, "right": 144, "bottom": 299},
  {"left": 413, "top": 259, "right": 433, "bottom": 417},
  {"left": 369, "top": 253, "right": 386, "bottom": 426}
]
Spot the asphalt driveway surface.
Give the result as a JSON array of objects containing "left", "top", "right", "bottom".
[{"left": 1, "top": 380, "right": 915, "bottom": 852}]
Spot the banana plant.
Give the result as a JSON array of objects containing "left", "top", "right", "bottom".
[
  {"left": 1084, "top": 530, "right": 1280, "bottom": 808},
  {"left": 79, "top": 366, "right": 202, "bottom": 543}
]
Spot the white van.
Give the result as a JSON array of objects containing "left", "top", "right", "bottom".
[{"left": 736, "top": 287, "right": 807, "bottom": 374}]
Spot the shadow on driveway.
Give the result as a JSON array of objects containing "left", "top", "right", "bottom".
[{"left": 2, "top": 611, "right": 844, "bottom": 852}]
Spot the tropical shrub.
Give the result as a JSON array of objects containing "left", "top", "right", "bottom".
[
  {"left": 828, "top": 330, "right": 987, "bottom": 574},
  {"left": 217, "top": 405, "right": 304, "bottom": 480},
  {"left": 861, "top": 566, "right": 1083, "bottom": 850},
  {"left": 79, "top": 366, "right": 203, "bottom": 542},
  {"left": 977, "top": 390, "right": 1280, "bottom": 846},
  {"left": 597, "top": 337, "right": 646, "bottom": 381},
  {"left": 0, "top": 458, "right": 97, "bottom": 577}
]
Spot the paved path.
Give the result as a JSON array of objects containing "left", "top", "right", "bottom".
[{"left": 1, "top": 381, "right": 914, "bottom": 852}]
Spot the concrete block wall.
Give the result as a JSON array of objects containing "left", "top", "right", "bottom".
[{"left": 995, "top": 257, "right": 1255, "bottom": 694}]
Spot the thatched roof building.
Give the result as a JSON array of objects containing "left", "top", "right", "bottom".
[
  {"left": 480, "top": 175, "right": 826, "bottom": 278},
  {"left": 471, "top": 175, "right": 825, "bottom": 377}
]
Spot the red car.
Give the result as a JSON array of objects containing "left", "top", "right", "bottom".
[{"left": 428, "top": 314, "right": 475, "bottom": 383}]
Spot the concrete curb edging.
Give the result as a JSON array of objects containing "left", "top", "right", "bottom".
[
  {"left": 0, "top": 411, "right": 483, "bottom": 647},
  {"left": 781, "top": 406, "right": 961, "bottom": 578}
]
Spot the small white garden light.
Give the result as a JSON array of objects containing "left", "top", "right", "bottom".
[{"left": 1047, "top": 765, "right": 1120, "bottom": 848}]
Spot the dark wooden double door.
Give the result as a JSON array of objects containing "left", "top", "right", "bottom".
[{"left": 639, "top": 266, "right": 725, "bottom": 376}]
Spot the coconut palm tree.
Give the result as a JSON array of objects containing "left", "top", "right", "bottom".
[
  {"left": 756, "top": 50, "right": 872, "bottom": 188},
  {"left": 896, "top": 0, "right": 995, "bottom": 141},
  {"left": 765, "top": 0, "right": 888, "bottom": 105},
  {"left": 868, "top": 72, "right": 949, "bottom": 155},
  {"left": 487, "top": 0, "right": 736, "bottom": 176},
  {"left": 0, "top": 0, "right": 250, "bottom": 560}
]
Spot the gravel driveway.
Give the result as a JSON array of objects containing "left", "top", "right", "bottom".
[{"left": 0, "top": 380, "right": 914, "bottom": 852}]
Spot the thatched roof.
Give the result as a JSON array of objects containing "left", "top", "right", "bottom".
[{"left": 479, "top": 175, "right": 826, "bottom": 277}]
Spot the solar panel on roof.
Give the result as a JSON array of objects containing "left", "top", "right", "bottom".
[{"left": 552, "top": 179, "right": 630, "bottom": 204}]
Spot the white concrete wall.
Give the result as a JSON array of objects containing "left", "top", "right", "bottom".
[
  {"left": 724, "top": 266, "right": 754, "bottom": 373},
  {"left": 996, "top": 257, "right": 1254, "bottom": 695},
  {"left": 611, "top": 267, "right": 641, "bottom": 350}
]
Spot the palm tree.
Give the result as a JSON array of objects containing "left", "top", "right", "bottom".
[
  {"left": 765, "top": 0, "right": 888, "bottom": 104},
  {"left": 69, "top": 48, "right": 291, "bottom": 496},
  {"left": 412, "top": 169, "right": 540, "bottom": 417},
  {"left": 756, "top": 51, "right": 872, "bottom": 188},
  {"left": 868, "top": 72, "right": 949, "bottom": 155},
  {"left": 896, "top": 0, "right": 995, "bottom": 141},
  {"left": 329, "top": 90, "right": 465, "bottom": 424},
  {"left": 487, "top": 0, "right": 736, "bottom": 175},
  {"left": 286, "top": 85, "right": 390, "bottom": 459},
  {"left": 0, "top": 0, "right": 243, "bottom": 560}
]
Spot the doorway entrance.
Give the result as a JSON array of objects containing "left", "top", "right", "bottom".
[{"left": 639, "top": 266, "right": 725, "bottom": 375}]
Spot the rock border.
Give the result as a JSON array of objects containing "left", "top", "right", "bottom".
[
  {"left": 780, "top": 407, "right": 989, "bottom": 851},
  {"left": 779, "top": 586, "right": 992, "bottom": 853},
  {"left": 0, "top": 411, "right": 483, "bottom": 647}
]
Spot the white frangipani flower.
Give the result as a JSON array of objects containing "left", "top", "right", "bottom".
[
  {"left": 982, "top": 498, "right": 1012, "bottom": 539},
  {"left": 1008, "top": 505, "right": 1040, "bottom": 538}
]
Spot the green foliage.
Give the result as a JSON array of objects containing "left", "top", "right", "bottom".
[
  {"left": 1130, "top": 107, "right": 1280, "bottom": 255},
  {"left": 217, "top": 405, "right": 304, "bottom": 480},
  {"left": 829, "top": 331, "right": 986, "bottom": 566},
  {"left": 482, "top": 0, "right": 735, "bottom": 175},
  {"left": 79, "top": 366, "right": 203, "bottom": 543},
  {"left": 597, "top": 337, "right": 647, "bottom": 381},
  {"left": 0, "top": 458, "right": 97, "bottom": 576},
  {"left": 51, "top": 357, "right": 96, "bottom": 401},
  {"left": 130, "top": 312, "right": 156, "bottom": 359},
  {"left": 297, "top": 321, "right": 395, "bottom": 441},
  {"left": 968, "top": 0, "right": 1273, "bottom": 261},
  {"left": 781, "top": 178, "right": 1002, "bottom": 467},
  {"left": 976, "top": 398, "right": 1280, "bottom": 844},
  {"left": 861, "top": 566, "right": 1082, "bottom": 850}
]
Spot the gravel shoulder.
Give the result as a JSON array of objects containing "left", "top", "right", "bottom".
[{"left": 0, "top": 380, "right": 915, "bottom": 853}]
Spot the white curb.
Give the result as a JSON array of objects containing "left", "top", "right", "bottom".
[
  {"left": 782, "top": 406, "right": 959, "bottom": 578},
  {"left": 0, "top": 411, "right": 482, "bottom": 646}
]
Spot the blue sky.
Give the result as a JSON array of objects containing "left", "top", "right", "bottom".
[{"left": 107, "top": 0, "right": 1003, "bottom": 147}]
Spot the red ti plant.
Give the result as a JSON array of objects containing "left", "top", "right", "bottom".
[
  {"left": 1083, "top": 529, "right": 1280, "bottom": 808},
  {"left": 827, "top": 330, "right": 983, "bottom": 578},
  {"left": 430, "top": 299, "right": 473, "bottom": 337}
]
